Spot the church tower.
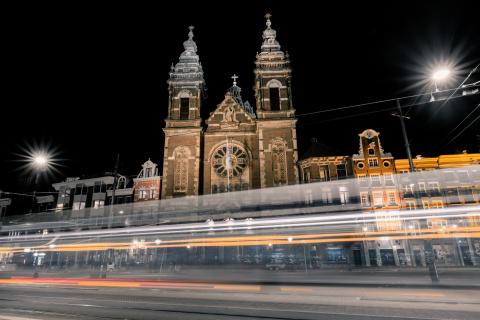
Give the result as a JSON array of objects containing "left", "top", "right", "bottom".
[
  {"left": 161, "top": 26, "right": 205, "bottom": 198},
  {"left": 254, "top": 14, "right": 299, "bottom": 187}
]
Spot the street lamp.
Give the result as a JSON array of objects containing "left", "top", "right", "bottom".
[
  {"left": 394, "top": 67, "right": 453, "bottom": 172},
  {"left": 29, "top": 151, "right": 51, "bottom": 212},
  {"left": 432, "top": 68, "right": 451, "bottom": 92}
]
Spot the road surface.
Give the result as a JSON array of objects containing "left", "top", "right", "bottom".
[{"left": 1, "top": 279, "right": 480, "bottom": 319}]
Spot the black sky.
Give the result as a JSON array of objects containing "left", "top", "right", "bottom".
[{"left": 1, "top": 0, "right": 479, "bottom": 193}]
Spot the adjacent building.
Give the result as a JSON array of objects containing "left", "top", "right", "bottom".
[
  {"left": 52, "top": 174, "right": 133, "bottom": 211},
  {"left": 133, "top": 159, "right": 161, "bottom": 202}
]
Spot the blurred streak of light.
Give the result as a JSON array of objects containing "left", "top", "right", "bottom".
[
  {"left": 1, "top": 226, "right": 478, "bottom": 254},
  {"left": 2, "top": 206, "right": 480, "bottom": 243}
]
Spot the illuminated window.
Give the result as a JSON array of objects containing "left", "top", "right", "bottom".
[
  {"left": 139, "top": 190, "right": 146, "bottom": 199},
  {"left": 72, "top": 202, "right": 85, "bottom": 211},
  {"left": 418, "top": 182, "right": 426, "bottom": 192},
  {"left": 360, "top": 192, "right": 370, "bottom": 207},
  {"left": 368, "top": 158, "right": 379, "bottom": 167},
  {"left": 387, "top": 192, "right": 397, "bottom": 206},
  {"left": 93, "top": 200, "right": 104, "bottom": 208},
  {"left": 149, "top": 189, "right": 155, "bottom": 199},
  {"left": 357, "top": 175, "right": 368, "bottom": 184},
  {"left": 370, "top": 174, "right": 381, "bottom": 185},
  {"left": 431, "top": 200, "right": 443, "bottom": 208},
  {"left": 422, "top": 200, "right": 430, "bottom": 209},
  {"left": 428, "top": 181, "right": 440, "bottom": 192},
  {"left": 319, "top": 166, "right": 329, "bottom": 181},
  {"left": 339, "top": 186, "right": 349, "bottom": 204},
  {"left": 272, "top": 139, "right": 287, "bottom": 186},
  {"left": 404, "top": 184, "right": 414, "bottom": 194},
  {"left": 405, "top": 201, "right": 416, "bottom": 210},
  {"left": 303, "top": 169, "right": 310, "bottom": 183},
  {"left": 384, "top": 174, "right": 394, "bottom": 186},
  {"left": 373, "top": 192, "right": 383, "bottom": 207}
]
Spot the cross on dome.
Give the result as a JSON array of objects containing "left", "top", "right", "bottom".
[
  {"left": 231, "top": 74, "right": 238, "bottom": 86},
  {"left": 265, "top": 13, "right": 272, "bottom": 28}
]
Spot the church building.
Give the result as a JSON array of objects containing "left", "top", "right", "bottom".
[{"left": 161, "top": 15, "right": 299, "bottom": 198}]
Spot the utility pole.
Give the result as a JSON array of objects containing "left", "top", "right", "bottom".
[
  {"left": 111, "top": 153, "right": 120, "bottom": 206},
  {"left": 29, "top": 171, "right": 40, "bottom": 213},
  {"left": 107, "top": 154, "right": 120, "bottom": 230},
  {"left": 394, "top": 99, "right": 415, "bottom": 172},
  {"left": 392, "top": 99, "right": 439, "bottom": 283}
]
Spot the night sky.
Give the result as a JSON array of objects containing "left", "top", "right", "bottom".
[{"left": 1, "top": 0, "right": 479, "bottom": 194}]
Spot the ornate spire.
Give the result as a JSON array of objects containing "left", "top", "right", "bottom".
[
  {"left": 261, "top": 13, "right": 280, "bottom": 52},
  {"left": 183, "top": 25, "right": 197, "bottom": 53},
  {"left": 169, "top": 25, "right": 204, "bottom": 83}
]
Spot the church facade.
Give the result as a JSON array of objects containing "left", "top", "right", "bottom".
[{"left": 161, "top": 16, "right": 299, "bottom": 198}]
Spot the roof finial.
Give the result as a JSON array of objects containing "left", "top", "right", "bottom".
[
  {"left": 188, "top": 25, "right": 194, "bottom": 39},
  {"left": 231, "top": 74, "right": 238, "bottom": 86},
  {"left": 265, "top": 13, "right": 272, "bottom": 28}
]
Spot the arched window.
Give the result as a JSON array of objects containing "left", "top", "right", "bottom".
[
  {"left": 178, "top": 91, "right": 191, "bottom": 120},
  {"left": 267, "top": 80, "right": 282, "bottom": 111},
  {"left": 117, "top": 176, "right": 126, "bottom": 189},
  {"left": 173, "top": 147, "right": 189, "bottom": 193},
  {"left": 271, "top": 139, "right": 287, "bottom": 186}
]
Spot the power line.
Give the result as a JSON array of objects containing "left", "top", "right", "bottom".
[
  {"left": 441, "top": 104, "right": 480, "bottom": 145},
  {"left": 295, "top": 88, "right": 458, "bottom": 117},
  {"left": 444, "top": 106, "right": 480, "bottom": 148},
  {"left": 423, "top": 63, "right": 480, "bottom": 127}
]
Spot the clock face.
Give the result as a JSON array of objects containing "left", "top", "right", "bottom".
[{"left": 212, "top": 145, "right": 248, "bottom": 178}]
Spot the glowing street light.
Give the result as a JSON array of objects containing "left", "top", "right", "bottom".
[
  {"left": 432, "top": 68, "right": 451, "bottom": 81},
  {"left": 431, "top": 68, "right": 451, "bottom": 92},
  {"left": 32, "top": 153, "right": 49, "bottom": 170},
  {"left": 28, "top": 150, "right": 53, "bottom": 173}
]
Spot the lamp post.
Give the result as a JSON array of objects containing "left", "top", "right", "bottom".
[
  {"left": 395, "top": 99, "right": 415, "bottom": 172},
  {"left": 392, "top": 68, "right": 452, "bottom": 284},
  {"left": 30, "top": 152, "right": 50, "bottom": 213}
]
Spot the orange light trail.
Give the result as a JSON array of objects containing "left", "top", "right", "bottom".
[{"left": 1, "top": 226, "right": 479, "bottom": 253}]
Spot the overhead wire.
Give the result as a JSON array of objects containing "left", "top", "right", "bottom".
[{"left": 444, "top": 106, "right": 480, "bottom": 148}]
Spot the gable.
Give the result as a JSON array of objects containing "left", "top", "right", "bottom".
[{"left": 206, "top": 94, "right": 255, "bottom": 132}]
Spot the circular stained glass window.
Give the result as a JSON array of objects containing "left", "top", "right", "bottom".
[{"left": 212, "top": 145, "right": 248, "bottom": 178}]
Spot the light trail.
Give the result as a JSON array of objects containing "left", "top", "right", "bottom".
[
  {"left": 1, "top": 226, "right": 478, "bottom": 253},
  {"left": 2, "top": 205, "right": 480, "bottom": 244}
]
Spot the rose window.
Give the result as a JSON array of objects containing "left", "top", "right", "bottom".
[{"left": 212, "top": 145, "right": 248, "bottom": 178}]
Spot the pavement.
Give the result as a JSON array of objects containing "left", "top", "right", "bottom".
[{"left": 1, "top": 279, "right": 480, "bottom": 319}]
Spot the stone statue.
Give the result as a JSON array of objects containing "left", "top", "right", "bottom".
[{"left": 225, "top": 105, "right": 235, "bottom": 122}]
